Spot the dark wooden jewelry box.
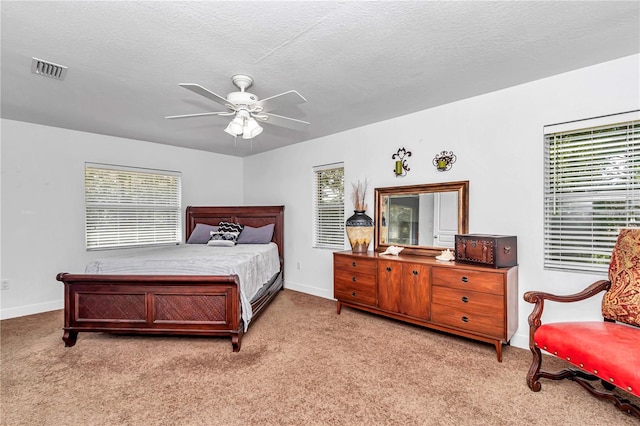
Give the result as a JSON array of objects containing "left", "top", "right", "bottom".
[{"left": 455, "top": 234, "right": 517, "bottom": 268}]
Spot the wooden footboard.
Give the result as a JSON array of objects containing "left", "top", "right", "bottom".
[{"left": 56, "top": 271, "right": 283, "bottom": 351}]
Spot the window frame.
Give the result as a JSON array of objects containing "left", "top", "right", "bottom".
[
  {"left": 543, "top": 111, "right": 640, "bottom": 273},
  {"left": 312, "top": 163, "right": 345, "bottom": 250},
  {"left": 85, "top": 162, "right": 182, "bottom": 250}
]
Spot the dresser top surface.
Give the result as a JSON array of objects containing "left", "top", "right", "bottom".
[{"left": 334, "top": 250, "right": 517, "bottom": 272}]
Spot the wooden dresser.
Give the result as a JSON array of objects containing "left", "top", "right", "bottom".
[{"left": 334, "top": 251, "right": 518, "bottom": 362}]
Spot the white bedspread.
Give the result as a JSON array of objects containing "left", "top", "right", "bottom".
[{"left": 85, "top": 243, "right": 281, "bottom": 330}]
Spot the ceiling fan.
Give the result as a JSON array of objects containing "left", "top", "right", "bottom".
[{"left": 166, "top": 74, "right": 309, "bottom": 139}]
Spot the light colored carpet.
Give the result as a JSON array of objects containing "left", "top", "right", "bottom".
[{"left": 1, "top": 289, "right": 638, "bottom": 425}]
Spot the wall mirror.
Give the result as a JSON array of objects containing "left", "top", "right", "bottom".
[{"left": 375, "top": 181, "right": 469, "bottom": 256}]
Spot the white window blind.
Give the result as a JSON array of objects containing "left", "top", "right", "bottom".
[
  {"left": 313, "top": 163, "right": 345, "bottom": 249},
  {"left": 85, "top": 163, "right": 182, "bottom": 250},
  {"left": 543, "top": 111, "right": 640, "bottom": 273}
]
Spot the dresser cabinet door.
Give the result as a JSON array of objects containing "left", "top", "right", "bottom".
[
  {"left": 378, "top": 260, "right": 430, "bottom": 320},
  {"left": 401, "top": 263, "right": 430, "bottom": 319},
  {"left": 377, "top": 260, "right": 402, "bottom": 312}
]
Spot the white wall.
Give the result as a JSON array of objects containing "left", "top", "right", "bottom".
[
  {"left": 243, "top": 54, "right": 640, "bottom": 350},
  {"left": 0, "top": 120, "right": 243, "bottom": 318}
]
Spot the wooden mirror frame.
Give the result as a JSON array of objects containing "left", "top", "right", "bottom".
[{"left": 374, "top": 180, "right": 469, "bottom": 257}]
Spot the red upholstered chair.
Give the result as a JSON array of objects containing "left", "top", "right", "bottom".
[{"left": 524, "top": 228, "right": 640, "bottom": 417}]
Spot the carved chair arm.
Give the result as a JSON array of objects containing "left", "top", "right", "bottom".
[{"left": 523, "top": 280, "right": 611, "bottom": 334}]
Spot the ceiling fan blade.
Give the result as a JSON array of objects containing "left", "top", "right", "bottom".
[
  {"left": 255, "top": 112, "right": 309, "bottom": 131},
  {"left": 179, "top": 83, "right": 237, "bottom": 109},
  {"left": 165, "top": 111, "right": 235, "bottom": 119},
  {"left": 255, "top": 90, "right": 307, "bottom": 113}
]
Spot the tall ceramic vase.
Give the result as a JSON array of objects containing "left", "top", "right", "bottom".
[{"left": 346, "top": 210, "right": 374, "bottom": 253}]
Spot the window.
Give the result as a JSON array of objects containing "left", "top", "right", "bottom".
[
  {"left": 313, "top": 163, "right": 345, "bottom": 249},
  {"left": 544, "top": 111, "right": 640, "bottom": 273},
  {"left": 85, "top": 163, "right": 182, "bottom": 250}
]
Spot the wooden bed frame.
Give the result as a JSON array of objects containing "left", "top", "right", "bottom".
[{"left": 56, "top": 205, "right": 284, "bottom": 352}]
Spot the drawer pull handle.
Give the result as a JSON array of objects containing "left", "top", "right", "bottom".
[
  {"left": 412, "top": 270, "right": 418, "bottom": 275},
  {"left": 351, "top": 292, "right": 356, "bottom": 297},
  {"left": 352, "top": 277, "right": 356, "bottom": 282},
  {"left": 504, "top": 246, "right": 511, "bottom": 254},
  {"left": 461, "top": 316, "right": 469, "bottom": 323},
  {"left": 461, "top": 296, "right": 469, "bottom": 303},
  {"left": 386, "top": 266, "right": 392, "bottom": 272},
  {"left": 461, "top": 276, "right": 469, "bottom": 283},
  {"left": 352, "top": 262, "right": 357, "bottom": 267}
]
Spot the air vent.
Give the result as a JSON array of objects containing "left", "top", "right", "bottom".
[{"left": 31, "top": 57, "right": 67, "bottom": 80}]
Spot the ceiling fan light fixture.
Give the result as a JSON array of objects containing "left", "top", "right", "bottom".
[
  {"left": 224, "top": 115, "right": 244, "bottom": 136},
  {"left": 242, "top": 117, "right": 263, "bottom": 139}
]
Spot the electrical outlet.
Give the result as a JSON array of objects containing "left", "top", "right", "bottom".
[{"left": 1, "top": 279, "right": 9, "bottom": 290}]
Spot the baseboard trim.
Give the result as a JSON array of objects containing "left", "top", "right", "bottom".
[
  {"left": 508, "top": 332, "right": 528, "bottom": 351},
  {"left": 0, "top": 300, "right": 63, "bottom": 320},
  {"left": 284, "top": 280, "right": 333, "bottom": 300}
]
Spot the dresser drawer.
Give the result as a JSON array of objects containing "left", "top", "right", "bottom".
[
  {"left": 334, "top": 268, "right": 376, "bottom": 286},
  {"left": 432, "top": 267, "right": 504, "bottom": 295},
  {"left": 334, "top": 255, "right": 376, "bottom": 273},
  {"left": 334, "top": 277, "right": 376, "bottom": 305},
  {"left": 432, "top": 286, "right": 504, "bottom": 317},
  {"left": 431, "top": 303, "right": 504, "bottom": 338}
]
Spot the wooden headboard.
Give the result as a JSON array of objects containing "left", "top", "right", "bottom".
[{"left": 185, "top": 205, "right": 285, "bottom": 269}]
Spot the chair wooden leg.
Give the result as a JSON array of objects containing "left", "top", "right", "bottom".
[{"left": 526, "top": 344, "right": 542, "bottom": 392}]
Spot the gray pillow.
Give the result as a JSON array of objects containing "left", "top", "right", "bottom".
[
  {"left": 186, "top": 223, "right": 219, "bottom": 244},
  {"left": 237, "top": 223, "right": 275, "bottom": 244}
]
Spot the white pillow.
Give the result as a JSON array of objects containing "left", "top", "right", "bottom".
[
  {"left": 207, "top": 239, "right": 236, "bottom": 247},
  {"left": 207, "top": 230, "right": 239, "bottom": 247}
]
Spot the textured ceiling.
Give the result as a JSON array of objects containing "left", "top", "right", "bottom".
[{"left": 2, "top": 1, "right": 639, "bottom": 157}]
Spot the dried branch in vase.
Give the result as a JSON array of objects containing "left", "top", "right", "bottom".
[{"left": 351, "top": 179, "right": 369, "bottom": 212}]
